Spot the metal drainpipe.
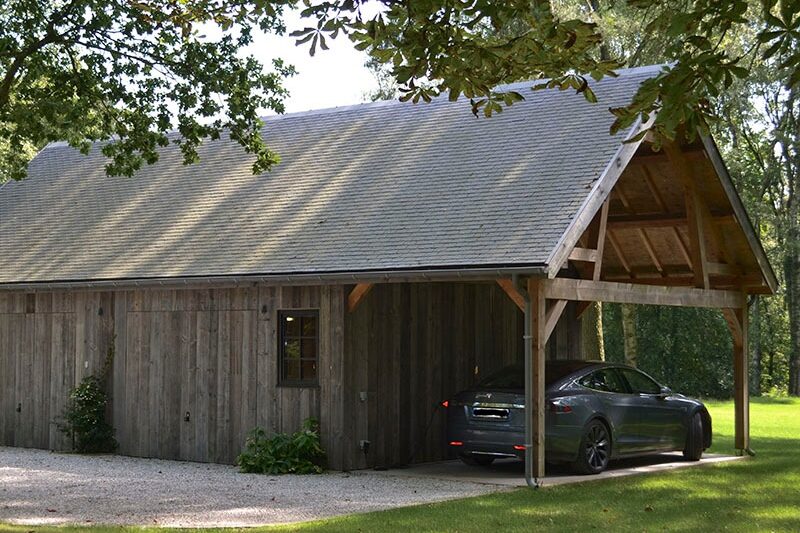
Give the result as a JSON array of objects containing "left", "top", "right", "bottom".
[{"left": 514, "top": 274, "right": 541, "bottom": 489}]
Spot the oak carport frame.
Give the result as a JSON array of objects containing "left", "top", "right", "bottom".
[{"left": 512, "top": 276, "right": 750, "bottom": 488}]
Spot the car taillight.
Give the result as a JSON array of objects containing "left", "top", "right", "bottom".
[
  {"left": 441, "top": 400, "right": 449, "bottom": 408},
  {"left": 449, "top": 441, "right": 463, "bottom": 446},
  {"left": 513, "top": 445, "right": 526, "bottom": 451},
  {"left": 549, "top": 401, "right": 573, "bottom": 413}
]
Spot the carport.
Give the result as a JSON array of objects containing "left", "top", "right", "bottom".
[{"left": 486, "top": 132, "right": 777, "bottom": 486}]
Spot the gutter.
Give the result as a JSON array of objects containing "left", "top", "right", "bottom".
[
  {"left": 0, "top": 265, "right": 547, "bottom": 292},
  {"left": 514, "top": 274, "right": 542, "bottom": 489}
]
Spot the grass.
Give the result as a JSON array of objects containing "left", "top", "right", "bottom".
[{"left": 2, "top": 398, "right": 799, "bottom": 533}]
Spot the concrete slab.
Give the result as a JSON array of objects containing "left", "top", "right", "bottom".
[{"left": 365, "top": 453, "right": 744, "bottom": 487}]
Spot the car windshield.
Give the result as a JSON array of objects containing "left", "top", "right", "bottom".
[{"left": 477, "top": 361, "right": 593, "bottom": 389}]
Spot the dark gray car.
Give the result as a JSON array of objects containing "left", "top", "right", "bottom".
[{"left": 445, "top": 361, "right": 712, "bottom": 474}]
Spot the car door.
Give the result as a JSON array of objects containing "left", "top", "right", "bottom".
[
  {"left": 617, "top": 368, "right": 686, "bottom": 450},
  {"left": 576, "top": 368, "right": 649, "bottom": 455}
]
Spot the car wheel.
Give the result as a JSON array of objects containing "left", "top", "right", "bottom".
[
  {"left": 459, "top": 453, "right": 495, "bottom": 467},
  {"left": 572, "top": 420, "right": 611, "bottom": 475},
  {"left": 683, "top": 412, "right": 704, "bottom": 461}
]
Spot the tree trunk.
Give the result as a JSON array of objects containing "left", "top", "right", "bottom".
[
  {"left": 787, "top": 158, "right": 799, "bottom": 396},
  {"left": 621, "top": 304, "right": 637, "bottom": 367},
  {"left": 787, "top": 252, "right": 800, "bottom": 396},
  {"left": 751, "top": 296, "right": 762, "bottom": 395},
  {"left": 581, "top": 302, "right": 605, "bottom": 361}
]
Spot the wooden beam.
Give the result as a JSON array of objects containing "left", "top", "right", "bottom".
[
  {"left": 606, "top": 212, "right": 735, "bottom": 229},
  {"left": 544, "top": 300, "right": 568, "bottom": 343},
  {"left": 497, "top": 279, "right": 525, "bottom": 312},
  {"left": 641, "top": 166, "right": 667, "bottom": 211},
  {"left": 642, "top": 166, "right": 695, "bottom": 269},
  {"left": 575, "top": 301, "right": 593, "bottom": 319},
  {"left": 722, "top": 309, "right": 743, "bottom": 346},
  {"left": 686, "top": 188, "right": 710, "bottom": 288},
  {"left": 628, "top": 144, "right": 708, "bottom": 165},
  {"left": 638, "top": 228, "right": 664, "bottom": 275},
  {"left": 708, "top": 262, "right": 738, "bottom": 276},
  {"left": 568, "top": 247, "right": 598, "bottom": 263},
  {"left": 545, "top": 278, "right": 744, "bottom": 309},
  {"left": 593, "top": 199, "right": 610, "bottom": 281},
  {"left": 672, "top": 227, "right": 694, "bottom": 270},
  {"left": 614, "top": 185, "right": 664, "bottom": 276},
  {"left": 602, "top": 271, "right": 766, "bottom": 288},
  {"left": 607, "top": 231, "right": 632, "bottom": 275},
  {"left": 347, "top": 283, "right": 374, "bottom": 312},
  {"left": 664, "top": 141, "right": 711, "bottom": 289},
  {"left": 527, "top": 277, "right": 546, "bottom": 480}
]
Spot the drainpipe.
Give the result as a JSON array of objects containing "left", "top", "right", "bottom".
[{"left": 514, "top": 274, "right": 541, "bottom": 489}]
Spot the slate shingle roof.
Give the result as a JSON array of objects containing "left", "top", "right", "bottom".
[{"left": 0, "top": 65, "right": 662, "bottom": 285}]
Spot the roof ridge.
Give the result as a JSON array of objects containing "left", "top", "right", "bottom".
[{"left": 39, "top": 63, "right": 666, "bottom": 151}]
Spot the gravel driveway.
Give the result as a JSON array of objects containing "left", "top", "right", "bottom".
[{"left": 0, "top": 447, "right": 507, "bottom": 527}]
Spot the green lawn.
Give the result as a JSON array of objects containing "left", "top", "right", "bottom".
[{"left": 2, "top": 398, "right": 799, "bottom": 533}]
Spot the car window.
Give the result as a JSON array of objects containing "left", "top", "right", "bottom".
[
  {"left": 619, "top": 368, "right": 662, "bottom": 395},
  {"left": 476, "top": 362, "right": 595, "bottom": 389},
  {"left": 578, "top": 369, "right": 627, "bottom": 393}
]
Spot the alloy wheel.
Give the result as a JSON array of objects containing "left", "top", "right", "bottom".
[{"left": 585, "top": 423, "right": 609, "bottom": 470}]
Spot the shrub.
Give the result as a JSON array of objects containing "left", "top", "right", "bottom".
[
  {"left": 237, "top": 418, "right": 326, "bottom": 474},
  {"left": 61, "top": 375, "right": 118, "bottom": 453},
  {"left": 59, "top": 339, "right": 118, "bottom": 453}
]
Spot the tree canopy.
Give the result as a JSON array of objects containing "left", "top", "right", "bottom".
[
  {"left": 0, "top": 0, "right": 295, "bottom": 179},
  {"left": 2, "top": 0, "right": 800, "bottom": 181}
]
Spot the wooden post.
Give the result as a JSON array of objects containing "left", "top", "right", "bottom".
[
  {"left": 723, "top": 295, "right": 749, "bottom": 452},
  {"left": 527, "top": 277, "right": 546, "bottom": 481},
  {"left": 733, "top": 296, "right": 750, "bottom": 451}
]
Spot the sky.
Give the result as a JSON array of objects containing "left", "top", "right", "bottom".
[{"left": 247, "top": 8, "right": 379, "bottom": 114}]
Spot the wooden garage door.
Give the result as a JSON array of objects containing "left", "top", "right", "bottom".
[{"left": 0, "top": 307, "right": 76, "bottom": 451}]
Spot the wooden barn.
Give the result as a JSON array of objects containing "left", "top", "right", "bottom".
[{"left": 0, "top": 65, "right": 776, "bottom": 480}]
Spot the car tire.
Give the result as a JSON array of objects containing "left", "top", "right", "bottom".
[
  {"left": 572, "top": 420, "right": 611, "bottom": 475},
  {"left": 683, "top": 412, "right": 704, "bottom": 461},
  {"left": 459, "top": 454, "right": 495, "bottom": 467}
]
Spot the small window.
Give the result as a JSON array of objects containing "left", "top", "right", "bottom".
[
  {"left": 579, "top": 369, "right": 627, "bottom": 394},
  {"left": 278, "top": 310, "right": 319, "bottom": 386},
  {"left": 619, "top": 368, "right": 662, "bottom": 395}
]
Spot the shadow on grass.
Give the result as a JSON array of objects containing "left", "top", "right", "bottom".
[{"left": 266, "top": 436, "right": 800, "bottom": 533}]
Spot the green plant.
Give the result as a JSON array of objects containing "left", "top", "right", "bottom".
[
  {"left": 59, "top": 338, "right": 118, "bottom": 453},
  {"left": 237, "top": 418, "right": 326, "bottom": 475}
]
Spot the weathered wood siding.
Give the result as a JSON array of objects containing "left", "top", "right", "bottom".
[
  {"left": 0, "top": 281, "right": 577, "bottom": 471},
  {"left": 341, "top": 282, "right": 581, "bottom": 470},
  {"left": 0, "top": 286, "right": 346, "bottom": 468}
]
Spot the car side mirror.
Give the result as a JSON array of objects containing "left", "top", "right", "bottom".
[{"left": 659, "top": 386, "right": 672, "bottom": 397}]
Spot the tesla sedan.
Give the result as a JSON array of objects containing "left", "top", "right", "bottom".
[{"left": 445, "top": 361, "right": 712, "bottom": 474}]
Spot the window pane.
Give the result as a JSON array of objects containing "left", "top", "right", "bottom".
[
  {"left": 301, "top": 338, "right": 317, "bottom": 358},
  {"left": 283, "top": 359, "right": 300, "bottom": 381},
  {"left": 301, "top": 360, "right": 317, "bottom": 380},
  {"left": 301, "top": 316, "right": 317, "bottom": 337},
  {"left": 283, "top": 314, "right": 300, "bottom": 337},
  {"left": 284, "top": 339, "right": 301, "bottom": 360},
  {"left": 580, "top": 369, "right": 626, "bottom": 393},
  {"left": 621, "top": 369, "right": 661, "bottom": 395}
]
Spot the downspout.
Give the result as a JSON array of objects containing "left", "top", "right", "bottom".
[{"left": 514, "top": 274, "right": 541, "bottom": 489}]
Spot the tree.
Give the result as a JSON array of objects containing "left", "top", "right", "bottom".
[
  {"left": 0, "top": 0, "right": 295, "bottom": 181},
  {"left": 5, "top": 0, "right": 800, "bottom": 182},
  {"left": 620, "top": 304, "right": 638, "bottom": 367},
  {"left": 716, "top": 62, "right": 800, "bottom": 395}
]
